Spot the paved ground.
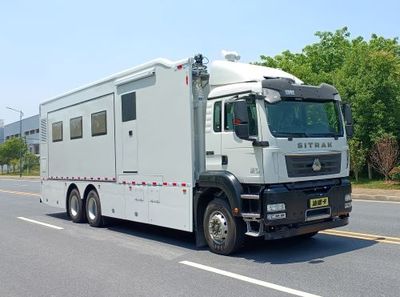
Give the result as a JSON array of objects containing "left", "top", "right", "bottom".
[{"left": 0, "top": 178, "right": 399, "bottom": 297}]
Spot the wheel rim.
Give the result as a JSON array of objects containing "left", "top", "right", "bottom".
[
  {"left": 208, "top": 211, "right": 228, "bottom": 244},
  {"left": 70, "top": 195, "right": 79, "bottom": 217},
  {"left": 87, "top": 196, "right": 97, "bottom": 221}
]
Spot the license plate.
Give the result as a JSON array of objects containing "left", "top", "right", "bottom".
[{"left": 309, "top": 197, "right": 329, "bottom": 208}]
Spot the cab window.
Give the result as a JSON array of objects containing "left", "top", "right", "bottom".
[
  {"left": 213, "top": 101, "right": 222, "bottom": 132},
  {"left": 224, "top": 98, "right": 258, "bottom": 136}
]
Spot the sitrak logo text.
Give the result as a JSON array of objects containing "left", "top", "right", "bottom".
[{"left": 297, "top": 142, "right": 332, "bottom": 149}]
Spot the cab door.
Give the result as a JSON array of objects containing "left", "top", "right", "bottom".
[{"left": 221, "top": 96, "right": 264, "bottom": 184}]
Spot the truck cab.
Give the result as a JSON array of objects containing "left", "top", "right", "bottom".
[{"left": 199, "top": 59, "right": 352, "bottom": 252}]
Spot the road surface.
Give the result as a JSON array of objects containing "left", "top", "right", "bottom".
[{"left": 0, "top": 178, "right": 399, "bottom": 297}]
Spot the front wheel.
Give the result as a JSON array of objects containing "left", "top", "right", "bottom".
[
  {"left": 86, "top": 190, "right": 104, "bottom": 227},
  {"left": 203, "top": 198, "right": 245, "bottom": 255}
]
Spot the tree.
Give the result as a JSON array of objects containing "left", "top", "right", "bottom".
[
  {"left": 257, "top": 27, "right": 352, "bottom": 85},
  {"left": 349, "top": 139, "right": 368, "bottom": 181},
  {"left": 370, "top": 134, "right": 399, "bottom": 181},
  {"left": 0, "top": 144, "right": 6, "bottom": 174},
  {"left": 0, "top": 138, "right": 28, "bottom": 172},
  {"left": 24, "top": 152, "right": 39, "bottom": 174},
  {"left": 334, "top": 37, "right": 400, "bottom": 148}
]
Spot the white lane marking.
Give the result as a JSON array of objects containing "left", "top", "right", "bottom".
[
  {"left": 352, "top": 199, "right": 400, "bottom": 204},
  {"left": 0, "top": 189, "right": 40, "bottom": 197},
  {"left": 180, "top": 261, "right": 321, "bottom": 297},
  {"left": 17, "top": 217, "right": 64, "bottom": 230}
]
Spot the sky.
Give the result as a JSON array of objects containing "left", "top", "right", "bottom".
[{"left": 0, "top": 0, "right": 399, "bottom": 125}]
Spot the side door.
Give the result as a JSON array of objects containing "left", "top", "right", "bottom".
[{"left": 120, "top": 91, "right": 138, "bottom": 173}]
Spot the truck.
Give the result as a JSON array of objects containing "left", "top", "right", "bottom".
[{"left": 40, "top": 52, "right": 353, "bottom": 255}]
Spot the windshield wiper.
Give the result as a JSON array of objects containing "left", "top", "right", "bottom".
[
  {"left": 274, "top": 132, "right": 310, "bottom": 138},
  {"left": 308, "top": 132, "right": 341, "bottom": 138}
]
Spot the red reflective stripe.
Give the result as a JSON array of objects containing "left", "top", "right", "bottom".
[
  {"left": 172, "top": 182, "right": 177, "bottom": 186},
  {"left": 132, "top": 181, "right": 136, "bottom": 185},
  {"left": 152, "top": 182, "right": 157, "bottom": 186},
  {"left": 181, "top": 182, "right": 187, "bottom": 187},
  {"left": 163, "top": 182, "right": 168, "bottom": 186}
]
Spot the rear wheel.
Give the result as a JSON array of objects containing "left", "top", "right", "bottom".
[
  {"left": 86, "top": 190, "right": 104, "bottom": 227},
  {"left": 68, "top": 188, "right": 86, "bottom": 223},
  {"left": 203, "top": 198, "right": 245, "bottom": 255}
]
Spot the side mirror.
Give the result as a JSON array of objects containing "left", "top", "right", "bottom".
[
  {"left": 233, "top": 100, "right": 250, "bottom": 140},
  {"left": 342, "top": 103, "right": 353, "bottom": 138}
]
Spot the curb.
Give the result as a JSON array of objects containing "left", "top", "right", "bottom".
[{"left": 352, "top": 193, "right": 400, "bottom": 202}]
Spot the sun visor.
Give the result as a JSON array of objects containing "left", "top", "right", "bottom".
[{"left": 262, "top": 79, "right": 339, "bottom": 101}]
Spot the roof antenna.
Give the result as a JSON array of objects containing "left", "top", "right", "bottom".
[{"left": 221, "top": 50, "right": 240, "bottom": 62}]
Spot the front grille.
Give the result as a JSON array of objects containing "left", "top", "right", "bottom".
[{"left": 285, "top": 153, "right": 341, "bottom": 178}]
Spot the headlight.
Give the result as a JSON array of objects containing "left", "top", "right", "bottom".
[
  {"left": 267, "top": 203, "right": 286, "bottom": 212},
  {"left": 345, "top": 194, "right": 352, "bottom": 202}
]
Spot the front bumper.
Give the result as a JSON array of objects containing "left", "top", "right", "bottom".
[
  {"left": 260, "top": 178, "right": 351, "bottom": 238},
  {"left": 264, "top": 216, "right": 348, "bottom": 240}
]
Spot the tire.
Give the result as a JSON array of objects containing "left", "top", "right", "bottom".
[
  {"left": 203, "top": 198, "right": 245, "bottom": 255},
  {"left": 68, "top": 188, "right": 86, "bottom": 223},
  {"left": 85, "top": 189, "right": 104, "bottom": 227}
]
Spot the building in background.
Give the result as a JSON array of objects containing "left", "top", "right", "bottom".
[{"left": 4, "top": 114, "right": 40, "bottom": 155}]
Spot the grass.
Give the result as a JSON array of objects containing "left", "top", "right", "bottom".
[
  {"left": 0, "top": 168, "right": 40, "bottom": 177},
  {"left": 351, "top": 177, "right": 400, "bottom": 190}
]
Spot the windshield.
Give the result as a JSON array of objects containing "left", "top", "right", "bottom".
[{"left": 265, "top": 99, "right": 343, "bottom": 138}]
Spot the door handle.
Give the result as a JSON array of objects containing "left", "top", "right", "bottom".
[
  {"left": 222, "top": 155, "right": 228, "bottom": 165},
  {"left": 129, "top": 130, "right": 133, "bottom": 136}
]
